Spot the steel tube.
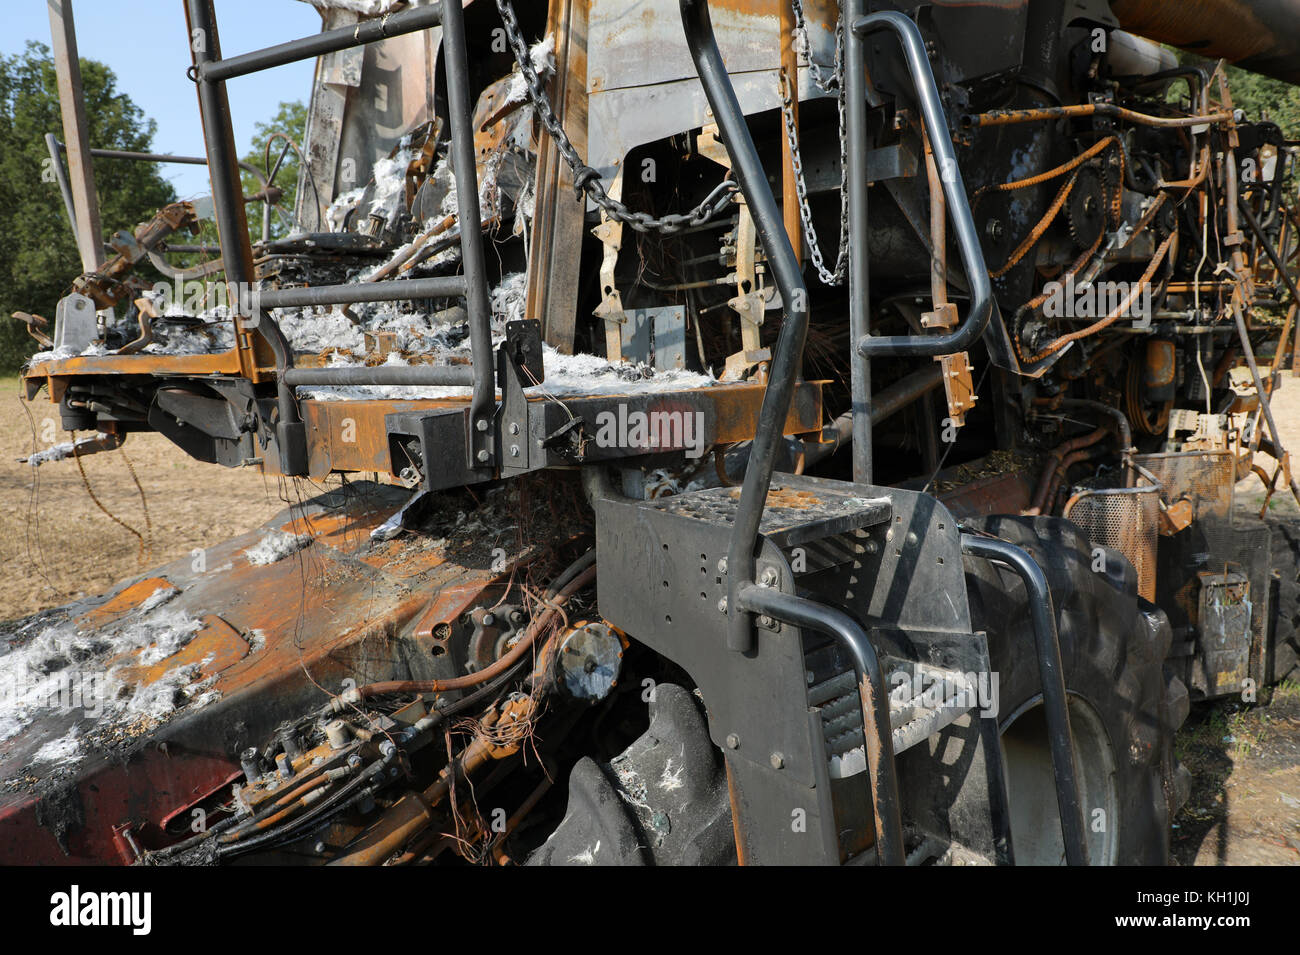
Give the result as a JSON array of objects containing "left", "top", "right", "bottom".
[
  {"left": 959, "top": 533, "right": 1089, "bottom": 866},
  {"left": 199, "top": 5, "right": 443, "bottom": 83},
  {"left": 851, "top": 12, "right": 992, "bottom": 360},
  {"left": 44, "top": 133, "right": 79, "bottom": 243},
  {"left": 257, "top": 275, "right": 467, "bottom": 310},
  {"left": 681, "top": 0, "right": 811, "bottom": 654},
  {"left": 734, "top": 586, "right": 905, "bottom": 866},
  {"left": 187, "top": 0, "right": 303, "bottom": 471},
  {"left": 845, "top": 0, "right": 873, "bottom": 482},
  {"left": 282, "top": 365, "right": 475, "bottom": 387},
  {"left": 1238, "top": 197, "right": 1300, "bottom": 313},
  {"left": 441, "top": 0, "right": 497, "bottom": 467}
]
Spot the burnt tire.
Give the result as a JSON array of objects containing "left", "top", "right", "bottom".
[
  {"left": 964, "top": 515, "right": 1190, "bottom": 865},
  {"left": 527, "top": 683, "right": 736, "bottom": 865},
  {"left": 1267, "top": 518, "right": 1300, "bottom": 684}
]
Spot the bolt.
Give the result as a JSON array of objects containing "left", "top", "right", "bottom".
[
  {"left": 510, "top": 444, "right": 520, "bottom": 457},
  {"left": 770, "top": 752, "right": 784, "bottom": 770},
  {"left": 759, "top": 567, "right": 778, "bottom": 587},
  {"left": 725, "top": 733, "right": 740, "bottom": 750},
  {"left": 475, "top": 419, "right": 489, "bottom": 432},
  {"left": 717, "top": 557, "right": 728, "bottom": 574},
  {"left": 508, "top": 423, "right": 520, "bottom": 435},
  {"left": 476, "top": 449, "right": 490, "bottom": 463},
  {"left": 759, "top": 615, "right": 776, "bottom": 629},
  {"left": 717, "top": 597, "right": 728, "bottom": 614}
]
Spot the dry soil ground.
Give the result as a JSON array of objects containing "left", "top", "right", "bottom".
[
  {"left": 0, "top": 373, "right": 1298, "bottom": 864},
  {"left": 0, "top": 378, "right": 288, "bottom": 621}
]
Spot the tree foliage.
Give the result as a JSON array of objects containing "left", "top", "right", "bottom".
[{"left": 0, "top": 42, "right": 175, "bottom": 372}]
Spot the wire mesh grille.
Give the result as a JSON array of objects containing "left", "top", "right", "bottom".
[{"left": 1065, "top": 487, "right": 1161, "bottom": 601}]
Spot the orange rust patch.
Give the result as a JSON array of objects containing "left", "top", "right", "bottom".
[
  {"left": 727, "top": 487, "right": 820, "bottom": 509},
  {"left": 279, "top": 507, "right": 390, "bottom": 556},
  {"left": 75, "top": 577, "right": 177, "bottom": 631},
  {"left": 359, "top": 539, "right": 449, "bottom": 578}
]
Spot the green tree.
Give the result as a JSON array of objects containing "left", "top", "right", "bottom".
[
  {"left": 242, "top": 99, "right": 309, "bottom": 241},
  {"left": 0, "top": 41, "right": 175, "bottom": 371}
]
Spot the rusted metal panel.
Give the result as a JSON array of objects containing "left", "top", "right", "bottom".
[
  {"left": 1112, "top": 0, "right": 1300, "bottom": 85},
  {"left": 0, "top": 484, "right": 523, "bottom": 864}
]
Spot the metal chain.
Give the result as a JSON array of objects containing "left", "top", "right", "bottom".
[
  {"left": 790, "top": 0, "right": 838, "bottom": 94},
  {"left": 494, "top": 0, "right": 737, "bottom": 234},
  {"left": 780, "top": 1, "right": 848, "bottom": 285}
]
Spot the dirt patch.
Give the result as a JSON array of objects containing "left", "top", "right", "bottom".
[
  {"left": 0, "top": 379, "right": 291, "bottom": 623},
  {"left": 1173, "top": 682, "right": 1300, "bottom": 865}
]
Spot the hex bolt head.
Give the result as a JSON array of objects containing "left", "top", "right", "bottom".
[
  {"left": 759, "top": 614, "right": 776, "bottom": 629},
  {"left": 476, "top": 449, "right": 491, "bottom": 463},
  {"left": 725, "top": 733, "right": 740, "bottom": 750},
  {"left": 717, "top": 597, "right": 728, "bottom": 614},
  {"left": 475, "top": 419, "right": 489, "bottom": 432},
  {"left": 759, "top": 567, "right": 779, "bottom": 587},
  {"left": 770, "top": 752, "right": 785, "bottom": 770},
  {"left": 508, "top": 423, "right": 520, "bottom": 435},
  {"left": 510, "top": 445, "right": 520, "bottom": 457}
]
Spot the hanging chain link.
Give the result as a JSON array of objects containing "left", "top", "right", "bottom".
[
  {"left": 783, "top": 0, "right": 848, "bottom": 285},
  {"left": 494, "top": 0, "right": 737, "bottom": 234}
]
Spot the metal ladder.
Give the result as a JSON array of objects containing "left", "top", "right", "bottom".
[
  {"left": 679, "top": 0, "right": 1089, "bottom": 864},
  {"left": 185, "top": 0, "right": 497, "bottom": 475}
]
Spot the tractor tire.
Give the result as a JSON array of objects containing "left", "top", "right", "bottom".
[
  {"left": 527, "top": 682, "right": 736, "bottom": 865},
  {"left": 963, "top": 515, "right": 1190, "bottom": 865},
  {"left": 1267, "top": 517, "right": 1300, "bottom": 685}
]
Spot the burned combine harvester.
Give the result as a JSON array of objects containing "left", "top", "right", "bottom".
[{"left": 5, "top": 0, "right": 1300, "bottom": 866}]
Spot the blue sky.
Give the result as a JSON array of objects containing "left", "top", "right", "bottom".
[{"left": 1, "top": 0, "right": 323, "bottom": 198}]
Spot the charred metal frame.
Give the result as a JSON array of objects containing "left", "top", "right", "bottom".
[
  {"left": 681, "top": 0, "right": 810, "bottom": 656},
  {"left": 183, "top": 0, "right": 495, "bottom": 474}
]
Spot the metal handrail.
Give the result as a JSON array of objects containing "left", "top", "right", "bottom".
[
  {"left": 680, "top": 0, "right": 811, "bottom": 655},
  {"left": 184, "top": 0, "right": 496, "bottom": 474},
  {"left": 734, "top": 586, "right": 905, "bottom": 865},
  {"left": 849, "top": 11, "right": 992, "bottom": 361},
  {"left": 959, "top": 533, "right": 1089, "bottom": 866}
]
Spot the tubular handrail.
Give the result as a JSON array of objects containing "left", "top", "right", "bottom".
[
  {"left": 196, "top": 5, "right": 444, "bottom": 83},
  {"left": 185, "top": 0, "right": 495, "bottom": 473},
  {"left": 734, "top": 586, "right": 905, "bottom": 866},
  {"left": 680, "top": 0, "right": 810, "bottom": 654},
  {"left": 849, "top": 11, "right": 992, "bottom": 359},
  {"left": 959, "top": 533, "right": 1089, "bottom": 866}
]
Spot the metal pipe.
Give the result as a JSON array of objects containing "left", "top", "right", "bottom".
[
  {"left": 851, "top": 12, "right": 992, "bottom": 359},
  {"left": 1238, "top": 197, "right": 1300, "bottom": 312},
  {"left": 1059, "top": 399, "right": 1134, "bottom": 486},
  {"left": 283, "top": 365, "right": 475, "bottom": 387},
  {"left": 198, "top": 4, "right": 444, "bottom": 83},
  {"left": 959, "top": 533, "right": 1089, "bottom": 866},
  {"left": 186, "top": 0, "right": 303, "bottom": 472},
  {"left": 963, "top": 102, "right": 1233, "bottom": 130},
  {"left": 440, "top": 0, "right": 497, "bottom": 468},
  {"left": 1232, "top": 304, "right": 1300, "bottom": 506},
  {"left": 732, "top": 586, "right": 905, "bottom": 866},
  {"left": 53, "top": 141, "right": 275, "bottom": 242},
  {"left": 814, "top": 365, "right": 944, "bottom": 463},
  {"left": 257, "top": 275, "right": 467, "bottom": 310},
  {"left": 48, "top": 0, "right": 104, "bottom": 272},
  {"left": 1027, "top": 427, "right": 1109, "bottom": 514},
  {"left": 681, "top": 0, "right": 811, "bottom": 654},
  {"left": 845, "top": 0, "right": 873, "bottom": 482},
  {"left": 44, "top": 133, "right": 79, "bottom": 244}
]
